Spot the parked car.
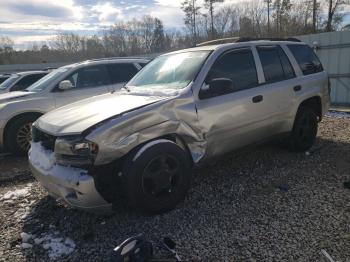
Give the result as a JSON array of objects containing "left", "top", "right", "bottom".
[
  {"left": 29, "top": 39, "right": 330, "bottom": 213},
  {"left": 0, "top": 71, "right": 49, "bottom": 94},
  {"left": 0, "top": 57, "right": 150, "bottom": 154},
  {"left": 0, "top": 74, "right": 11, "bottom": 84}
]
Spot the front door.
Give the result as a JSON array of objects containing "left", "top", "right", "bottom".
[{"left": 54, "top": 65, "right": 112, "bottom": 108}]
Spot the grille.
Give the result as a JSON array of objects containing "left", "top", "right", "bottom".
[{"left": 32, "top": 126, "right": 56, "bottom": 151}]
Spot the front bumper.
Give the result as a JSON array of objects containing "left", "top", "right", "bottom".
[{"left": 29, "top": 161, "right": 112, "bottom": 213}]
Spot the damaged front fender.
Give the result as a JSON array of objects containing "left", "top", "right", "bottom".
[{"left": 86, "top": 93, "right": 207, "bottom": 166}]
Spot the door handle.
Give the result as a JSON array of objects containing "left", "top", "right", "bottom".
[
  {"left": 252, "top": 95, "right": 263, "bottom": 103},
  {"left": 294, "top": 85, "right": 302, "bottom": 92}
]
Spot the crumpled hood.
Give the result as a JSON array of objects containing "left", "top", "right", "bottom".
[
  {"left": 0, "top": 91, "right": 34, "bottom": 102},
  {"left": 36, "top": 93, "right": 169, "bottom": 135}
]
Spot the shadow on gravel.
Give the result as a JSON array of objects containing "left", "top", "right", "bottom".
[
  {"left": 21, "top": 137, "right": 350, "bottom": 261},
  {"left": 0, "top": 155, "right": 31, "bottom": 185}
]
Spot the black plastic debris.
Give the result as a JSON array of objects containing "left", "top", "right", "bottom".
[
  {"left": 110, "top": 234, "right": 153, "bottom": 262},
  {"left": 343, "top": 181, "right": 350, "bottom": 189},
  {"left": 277, "top": 185, "right": 289, "bottom": 192},
  {"left": 110, "top": 234, "right": 181, "bottom": 262}
]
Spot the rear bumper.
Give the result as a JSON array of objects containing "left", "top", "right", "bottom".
[{"left": 29, "top": 161, "right": 112, "bottom": 213}]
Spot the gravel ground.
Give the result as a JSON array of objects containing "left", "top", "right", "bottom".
[{"left": 0, "top": 115, "right": 350, "bottom": 261}]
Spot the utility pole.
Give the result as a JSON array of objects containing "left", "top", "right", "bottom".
[{"left": 312, "top": 0, "right": 317, "bottom": 33}]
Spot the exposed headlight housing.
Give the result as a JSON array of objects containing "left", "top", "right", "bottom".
[{"left": 54, "top": 136, "right": 98, "bottom": 167}]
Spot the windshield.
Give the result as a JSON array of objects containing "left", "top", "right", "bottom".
[
  {"left": 0, "top": 75, "right": 20, "bottom": 90},
  {"left": 26, "top": 67, "right": 70, "bottom": 92},
  {"left": 127, "top": 51, "right": 210, "bottom": 92}
]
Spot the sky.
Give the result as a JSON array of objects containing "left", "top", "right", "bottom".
[
  {"left": 0, "top": 0, "right": 220, "bottom": 49},
  {"left": 1, "top": 0, "right": 349, "bottom": 50}
]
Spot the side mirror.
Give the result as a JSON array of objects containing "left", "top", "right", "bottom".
[
  {"left": 200, "top": 78, "right": 235, "bottom": 99},
  {"left": 58, "top": 80, "right": 74, "bottom": 91}
]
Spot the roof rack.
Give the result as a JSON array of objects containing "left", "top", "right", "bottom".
[{"left": 196, "top": 37, "right": 301, "bottom": 47}]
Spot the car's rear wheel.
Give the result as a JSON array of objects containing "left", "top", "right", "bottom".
[
  {"left": 6, "top": 115, "right": 39, "bottom": 155},
  {"left": 288, "top": 106, "right": 318, "bottom": 152},
  {"left": 122, "top": 140, "right": 191, "bottom": 213}
]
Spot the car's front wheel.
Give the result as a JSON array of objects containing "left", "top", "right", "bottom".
[
  {"left": 122, "top": 140, "right": 192, "bottom": 213},
  {"left": 6, "top": 115, "right": 39, "bottom": 155},
  {"left": 288, "top": 106, "right": 318, "bottom": 152}
]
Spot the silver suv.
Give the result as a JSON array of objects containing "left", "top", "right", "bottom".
[
  {"left": 0, "top": 58, "right": 149, "bottom": 154},
  {"left": 0, "top": 71, "right": 49, "bottom": 94},
  {"left": 29, "top": 39, "right": 330, "bottom": 213}
]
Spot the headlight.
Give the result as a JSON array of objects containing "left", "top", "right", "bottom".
[{"left": 54, "top": 136, "right": 98, "bottom": 167}]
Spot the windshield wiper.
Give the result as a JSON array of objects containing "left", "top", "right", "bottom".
[
  {"left": 122, "top": 84, "right": 130, "bottom": 92},
  {"left": 111, "top": 84, "right": 130, "bottom": 94}
]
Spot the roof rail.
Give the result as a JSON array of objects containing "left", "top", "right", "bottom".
[
  {"left": 196, "top": 37, "right": 240, "bottom": 47},
  {"left": 196, "top": 37, "right": 301, "bottom": 47},
  {"left": 86, "top": 56, "right": 152, "bottom": 63},
  {"left": 236, "top": 37, "right": 301, "bottom": 43}
]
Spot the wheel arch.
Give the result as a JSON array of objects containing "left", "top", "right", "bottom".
[
  {"left": 128, "top": 133, "right": 195, "bottom": 166},
  {"left": 298, "top": 96, "right": 323, "bottom": 121}
]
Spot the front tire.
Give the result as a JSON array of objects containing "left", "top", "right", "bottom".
[
  {"left": 6, "top": 115, "right": 39, "bottom": 155},
  {"left": 122, "top": 140, "right": 191, "bottom": 213},
  {"left": 288, "top": 107, "right": 318, "bottom": 152}
]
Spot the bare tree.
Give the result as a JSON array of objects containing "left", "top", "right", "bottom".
[
  {"left": 151, "top": 18, "right": 166, "bottom": 52},
  {"left": 325, "top": 0, "right": 349, "bottom": 32},
  {"left": 265, "top": 0, "right": 272, "bottom": 35},
  {"left": 0, "top": 36, "right": 14, "bottom": 52},
  {"left": 53, "top": 33, "right": 83, "bottom": 53}
]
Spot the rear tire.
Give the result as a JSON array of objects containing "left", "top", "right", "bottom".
[
  {"left": 288, "top": 107, "right": 318, "bottom": 152},
  {"left": 6, "top": 115, "right": 39, "bottom": 155},
  {"left": 122, "top": 140, "right": 191, "bottom": 213}
]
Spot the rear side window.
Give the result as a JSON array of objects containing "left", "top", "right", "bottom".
[
  {"left": 257, "top": 46, "right": 295, "bottom": 83},
  {"left": 107, "top": 63, "right": 138, "bottom": 84},
  {"left": 206, "top": 49, "right": 258, "bottom": 91},
  {"left": 11, "top": 73, "right": 47, "bottom": 91},
  {"left": 288, "top": 44, "right": 323, "bottom": 75}
]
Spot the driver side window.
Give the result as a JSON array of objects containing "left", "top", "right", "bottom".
[
  {"left": 64, "top": 65, "right": 110, "bottom": 90},
  {"left": 201, "top": 49, "right": 258, "bottom": 99}
]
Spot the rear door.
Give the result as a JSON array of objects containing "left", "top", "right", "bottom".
[
  {"left": 286, "top": 44, "right": 328, "bottom": 112},
  {"left": 254, "top": 45, "right": 298, "bottom": 133},
  {"left": 54, "top": 65, "right": 111, "bottom": 108}
]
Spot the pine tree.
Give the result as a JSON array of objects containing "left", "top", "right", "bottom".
[
  {"left": 204, "top": 0, "right": 224, "bottom": 40},
  {"left": 181, "top": 0, "right": 201, "bottom": 45}
]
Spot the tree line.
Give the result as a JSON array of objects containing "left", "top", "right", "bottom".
[{"left": 0, "top": 0, "right": 349, "bottom": 65}]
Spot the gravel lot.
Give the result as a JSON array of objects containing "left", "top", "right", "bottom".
[{"left": 0, "top": 114, "right": 350, "bottom": 261}]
